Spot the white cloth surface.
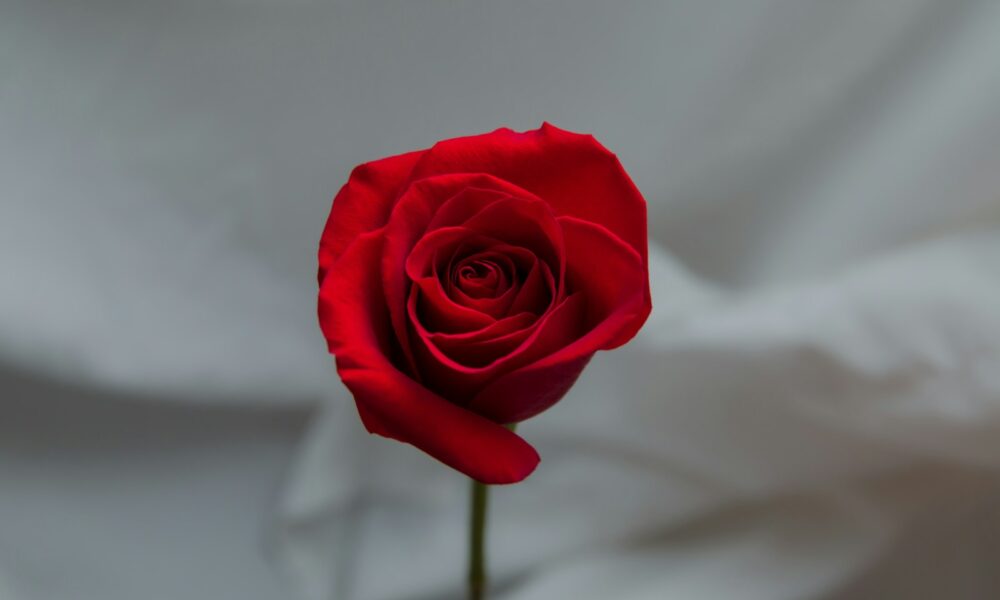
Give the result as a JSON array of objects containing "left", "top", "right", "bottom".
[{"left": 3, "top": 1, "right": 1000, "bottom": 599}]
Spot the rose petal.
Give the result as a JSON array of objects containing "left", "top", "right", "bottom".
[
  {"left": 556, "top": 217, "right": 650, "bottom": 348},
  {"left": 428, "top": 310, "right": 539, "bottom": 346},
  {"left": 444, "top": 244, "right": 513, "bottom": 299},
  {"left": 318, "top": 231, "right": 539, "bottom": 484},
  {"left": 447, "top": 252, "right": 519, "bottom": 316},
  {"left": 449, "top": 280, "right": 519, "bottom": 318},
  {"left": 413, "top": 277, "right": 496, "bottom": 332},
  {"left": 426, "top": 319, "right": 535, "bottom": 369},
  {"left": 405, "top": 227, "right": 477, "bottom": 281},
  {"left": 318, "top": 149, "right": 425, "bottom": 284},
  {"left": 508, "top": 252, "right": 555, "bottom": 315},
  {"left": 424, "top": 310, "right": 540, "bottom": 368},
  {"left": 459, "top": 195, "right": 564, "bottom": 283},
  {"left": 426, "top": 187, "right": 512, "bottom": 231},
  {"left": 407, "top": 228, "right": 538, "bottom": 324},
  {"left": 468, "top": 216, "right": 651, "bottom": 423},
  {"left": 408, "top": 123, "right": 648, "bottom": 264},
  {"left": 452, "top": 254, "right": 509, "bottom": 298},
  {"left": 409, "top": 291, "right": 586, "bottom": 402},
  {"left": 382, "top": 174, "right": 550, "bottom": 373}
]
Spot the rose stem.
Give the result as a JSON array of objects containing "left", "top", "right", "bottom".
[
  {"left": 468, "top": 424, "right": 516, "bottom": 600},
  {"left": 468, "top": 478, "right": 489, "bottom": 600}
]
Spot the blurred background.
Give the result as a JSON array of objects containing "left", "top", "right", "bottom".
[{"left": 3, "top": 1, "right": 1000, "bottom": 599}]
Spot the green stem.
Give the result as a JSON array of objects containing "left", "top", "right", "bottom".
[
  {"left": 468, "top": 478, "right": 489, "bottom": 600},
  {"left": 468, "top": 424, "right": 515, "bottom": 600}
]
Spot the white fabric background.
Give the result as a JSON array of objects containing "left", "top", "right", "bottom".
[{"left": 3, "top": 1, "right": 1000, "bottom": 599}]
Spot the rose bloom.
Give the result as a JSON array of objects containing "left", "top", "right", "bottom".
[{"left": 318, "top": 124, "right": 651, "bottom": 483}]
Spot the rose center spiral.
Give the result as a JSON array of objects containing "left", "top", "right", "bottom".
[{"left": 451, "top": 254, "right": 510, "bottom": 299}]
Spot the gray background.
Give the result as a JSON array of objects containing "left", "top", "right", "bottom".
[{"left": 3, "top": 1, "right": 1000, "bottom": 599}]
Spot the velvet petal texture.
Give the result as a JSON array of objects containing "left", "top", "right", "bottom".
[
  {"left": 467, "top": 217, "right": 649, "bottom": 423},
  {"left": 318, "top": 230, "right": 540, "bottom": 484},
  {"left": 318, "top": 149, "right": 425, "bottom": 284},
  {"left": 408, "top": 123, "right": 648, "bottom": 263},
  {"left": 381, "top": 174, "right": 549, "bottom": 375},
  {"left": 318, "top": 124, "right": 651, "bottom": 483}
]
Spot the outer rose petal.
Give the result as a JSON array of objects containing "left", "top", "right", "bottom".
[
  {"left": 557, "top": 217, "right": 650, "bottom": 349},
  {"left": 469, "top": 217, "right": 650, "bottom": 423},
  {"left": 407, "top": 123, "right": 648, "bottom": 265},
  {"left": 318, "top": 231, "right": 540, "bottom": 484},
  {"left": 318, "top": 149, "right": 425, "bottom": 283}
]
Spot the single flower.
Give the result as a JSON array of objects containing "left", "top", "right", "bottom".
[{"left": 318, "top": 123, "right": 651, "bottom": 484}]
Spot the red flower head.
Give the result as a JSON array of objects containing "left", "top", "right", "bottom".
[{"left": 318, "top": 124, "right": 651, "bottom": 483}]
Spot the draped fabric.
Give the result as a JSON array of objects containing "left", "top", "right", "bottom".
[{"left": 3, "top": 1, "right": 1000, "bottom": 598}]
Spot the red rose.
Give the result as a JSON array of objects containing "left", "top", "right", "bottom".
[{"left": 318, "top": 124, "right": 651, "bottom": 484}]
